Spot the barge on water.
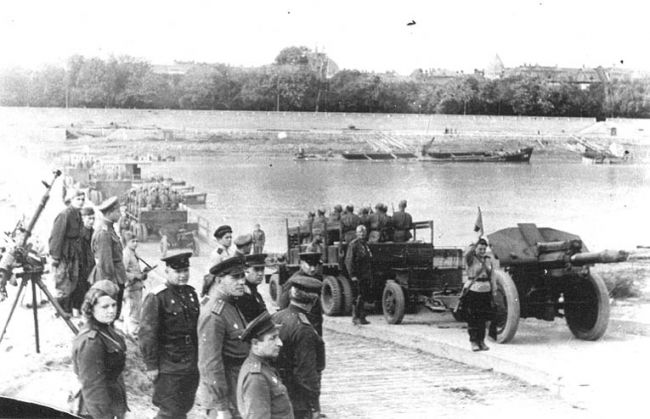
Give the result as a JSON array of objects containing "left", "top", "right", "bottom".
[
  {"left": 421, "top": 147, "right": 533, "bottom": 163},
  {"left": 341, "top": 152, "right": 418, "bottom": 160}
]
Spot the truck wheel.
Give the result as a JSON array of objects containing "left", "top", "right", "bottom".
[
  {"left": 492, "top": 269, "right": 520, "bottom": 343},
  {"left": 321, "top": 276, "right": 343, "bottom": 316},
  {"left": 269, "top": 274, "right": 280, "bottom": 303},
  {"left": 564, "top": 272, "right": 610, "bottom": 341},
  {"left": 382, "top": 281, "right": 406, "bottom": 324},
  {"left": 337, "top": 276, "right": 354, "bottom": 315}
]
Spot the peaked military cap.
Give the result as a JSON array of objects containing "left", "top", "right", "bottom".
[
  {"left": 290, "top": 274, "right": 323, "bottom": 295},
  {"left": 299, "top": 251, "right": 322, "bottom": 265},
  {"left": 234, "top": 233, "right": 253, "bottom": 247},
  {"left": 245, "top": 253, "right": 267, "bottom": 268},
  {"left": 240, "top": 311, "right": 279, "bottom": 342},
  {"left": 162, "top": 251, "right": 192, "bottom": 270},
  {"left": 209, "top": 255, "right": 246, "bottom": 277},
  {"left": 97, "top": 196, "right": 119, "bottom": 213},
  {"left": 80, "top": 206, "right": 95, "bottom": 216},
  {"left": 214, "top": 225, "right": 233, "bottom": 239}
]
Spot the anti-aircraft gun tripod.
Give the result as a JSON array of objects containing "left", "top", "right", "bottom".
[{"left": 0, "top": 170, "right": 79, "bottom": 353}]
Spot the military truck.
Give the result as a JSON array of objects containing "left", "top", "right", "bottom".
[{"left": 269, "top": 218, "right": 465, "bottom": 325}]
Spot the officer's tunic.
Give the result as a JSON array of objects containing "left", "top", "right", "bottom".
[
  {"left": 90, "top": 217, "right": 126, "bottom": 286},
  {"left": 139, "top": 283, "right": 200, "bottom": 418},
  {"left": 278, "top": 270, "right": 323, "bottom": 336},
  {"left": 237, "top": 353, "right": 294, "bottom": 419},
  {"left": 272, "top": 305, "right": 325, "bottom": 418},
  {"left": 197, "top": 289, "right": 250, "bottom": 415},
  {"left": 345, "top": 237, "right": 373, "bottom": 315},
  {"left": 72, "top": 321, "right": 127, "bottom": 419},
  {"left": 71, "top": 224, "right": 94, "bottom": 310},
  {"left": 49, "top": 205, "right": 82, "bottom": 298},
  {"left": 209, "top": 243, "right": 234, "bottom": 268}
]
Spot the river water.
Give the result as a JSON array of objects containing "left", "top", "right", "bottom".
[{"left": 143, "top": 154, "right": 649, "bottom": 253}]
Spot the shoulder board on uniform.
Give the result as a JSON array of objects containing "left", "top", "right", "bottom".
[
  {"left": 78, "top": 328, "right": 98, "bottom": 339},
  {"left": 298, "top": 312, "right": 311, "bottom": 325},
  {"left": 211, "top": 299, "right": 225, "bottom": 315},
  {"left": 248, "top": 360, "right": 262, "bottom": 373},
  {"left": 151, "top": 283, "right": 168, "bottom": 295},
  {"left": 217, "top": 248, "right": 223, "bottom": 254}
]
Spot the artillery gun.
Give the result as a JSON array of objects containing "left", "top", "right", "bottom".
[{"left": 487, "top": 223, "right": 628, "bottom": 343}]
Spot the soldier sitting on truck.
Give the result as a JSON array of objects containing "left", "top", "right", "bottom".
[
  {"left": 340, "top": 204, "right": 361, "bottom": 244},
  {"left": 392, "top": 200, "right": 413, "bottom": 242},
  {"left": 368, "top": 203, "right": 390, "bottom": 242}
]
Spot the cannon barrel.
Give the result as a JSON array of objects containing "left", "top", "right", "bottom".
[{"left": 569, "top": 249, "right": 629, "bottom": 265}]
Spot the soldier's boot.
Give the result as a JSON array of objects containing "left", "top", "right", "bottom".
[
  {"left": 351, "top": 304, "right": 361, "bottom": 325},
  {"left": 479, "top": 341, "right": 490, "bottom": 351},
  {"left": 358, "top": 304, "right": 370, "bottom": 325},
  {"left": 471, "top": 342, "right": 481, "bottom": 352}
]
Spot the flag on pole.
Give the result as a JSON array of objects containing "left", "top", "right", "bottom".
[{"left": 474, "top": 206, "right": 484, "bottom": 236}]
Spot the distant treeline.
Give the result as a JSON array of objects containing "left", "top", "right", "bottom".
[{"left": 1, "top": 46, "right": 649, "bottom": 118}]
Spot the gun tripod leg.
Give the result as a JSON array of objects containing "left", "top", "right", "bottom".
[
  {"left": 32, "top": 274, "right": 79, "bottom": 336},
  {"left": 0, "top": 277, "right": 29, "bottom": 346}
]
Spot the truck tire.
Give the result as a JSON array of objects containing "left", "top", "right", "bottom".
[
  {"left": 337, "top": 275, "right": 354, "bottom": 315},
  {"left": 564, "top": 272, "right": 610, "bottom": 341},
  {"left": 321, "top": 276, "right": 343, "bottom": 316},
  {"left": 382, "top": 281, "right": 406, "bottom": 324},
  {"left": 492, "top": 269, "right": 520, "bottom": 343},
  {"left": 269, "top": 274, "right": 280, "bottom": 303}
]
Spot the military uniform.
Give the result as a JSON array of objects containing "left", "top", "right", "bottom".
[
  {"left": 209, "top": 242, "right": 234, "bottom": 268},
  {"left": 49, "top": 204, "right": 82, "bottom": 314},
  {"left": 237, "top": 311, "right": 293, "bottom": 419},
  {"left": 272, "top": 305, "right": 325, "bottom": 419},
  {"left": 464, "top": 248, "right": 497, "bottom": 349},
  {"left": 340, "top": 212, "right": 361, "bottom": 244},
  {"left": 236, "top": 284, "right": 267, "bottom": 323},
  {"left": 237, "top": 353, "right": 294, "bottom": 419},
  {"left": 252, "top": 228, "right": 266, "bottom": 255},
  {"left": 278, "top": 271, "right": 323, "bottom": 336},
  {"left": 91, "top": 215, "right": 127, "bottom": 317},
  {"left": 73, "top": 322, "right": 128, "bottom": 419},
  {"left": 71, "top": 222, "right": 94, "bottom": 311},
  {"left": 345, "top": 237, "right": 373, "bottom": 323},
  {"left": 139, "top": 281, "right": 200, "bottom": 419},
  {"left": 197, "top": 289, "right": 250, "bottom": 417},
  {"left": 391, "top": 210, "right": 413, "bottom": 242}
]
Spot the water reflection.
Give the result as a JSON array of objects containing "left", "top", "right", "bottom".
[{"left": 151, "top": 156, "right": 649, "bottom": 252}]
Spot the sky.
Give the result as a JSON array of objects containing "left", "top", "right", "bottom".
[{"left": 0, "top": 0, "right": 647, "bottom": 75}]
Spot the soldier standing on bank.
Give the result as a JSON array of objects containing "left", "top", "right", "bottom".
[
  {"left": 277, "top": 252, "right": 324, "bottom": 336},
  {"left": 272, "top": 276, "right": 325, "bottom": 419},
  {"left": 391, "top": 200, "right": 413, "bottom": 242},
  {"left": 252, "top": 224, "right": 266, "bottom": 255},
  {"left": 70, "top": 206, "right": 95, "bottom": 316},
  {"left": 49, "top": 188, "right": 85, "bottom": 317},
  {"left": 345, "top": 225, "right": 373, "bottom": 325},
  {"left": 237, "top": 311, "right": 293, "bottom": 419},
  {"left": 197, "top": 257, "right": 250, "bottom": 419},
  {"left": 139, "top": 252, "right": 200, "bottom": 419},
  {"left": 90, "top": 196, "right": 128, "bottom": 319},
  {"left": 236, "top": 253, "right": 268, "bottom": 322}
]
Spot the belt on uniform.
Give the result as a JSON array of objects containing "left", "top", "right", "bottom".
[{"left": 164, "top": 335, "right": 195, "bottom": 345}]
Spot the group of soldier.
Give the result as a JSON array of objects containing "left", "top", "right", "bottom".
[
  {"left": 121, "top": 183, "right": 183, "bottom": 215},
  {"left": 303, "top": 200, "right": 413, "bottom": 244},
  {"left": 135, "top": 227, "right": 324, "bottom": 419}
]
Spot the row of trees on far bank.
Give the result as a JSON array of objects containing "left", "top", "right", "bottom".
[{"left": 1, "top": 46, "right": 649, "bottom": 118}]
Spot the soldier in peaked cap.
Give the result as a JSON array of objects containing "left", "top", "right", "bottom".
[
  {"left": 197, "top": 256, "right": 250, "bottom": 419},
  {"left": 139, "top": 252, "right": 200, "bottom": 419},
  {"left": 277, "top": 252, "right": 324, "bottom": 336},
  {"left": 234, "top": 234, "right": 253, "bottom": 257},
  {"left": 272, "top": 275, "right": 325, "bottom": 419},
  {"left": 90, "top": 196, "right": 128, "bottom": 319},
  {"left": 210, "top": 225, "right": 234, "bottom": 267},
  {"left": 237, "top": 311, "right": 293, "bottom": 419},
  {"left": 235, "top": 253, "right": 268, "bottom": 322}
]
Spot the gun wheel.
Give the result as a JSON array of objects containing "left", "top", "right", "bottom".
[
  {"left": 382, "top": 281, "right": 406, "bottom": 324},
  {"left": 321, "top": 276, "right": 343, "bottom": 316},
  {"left": 492, "top": 269, "right": 520, "bottom": 343},
  {"left": 564, "top": 272, "right": 610, "bottom": 340}
]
